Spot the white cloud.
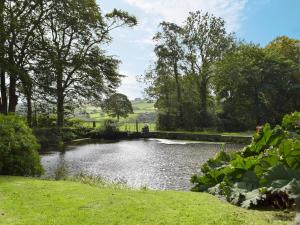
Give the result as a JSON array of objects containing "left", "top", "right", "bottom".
[
  {"left": 123, "top": 0, "right": 248, "bottom": 31},
  {"left": 118, "top": 71, "right": 145, "bottom": 100}
]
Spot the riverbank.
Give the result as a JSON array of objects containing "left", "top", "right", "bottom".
[
  {"left": 89, "top": 131, "right": 252, "bottom": 144},
  {"left": 0, "top": 176, "right": 294, "bottom": 225},
  {"left": 33, "top": 126, "right": 253, "bottom": 151}
]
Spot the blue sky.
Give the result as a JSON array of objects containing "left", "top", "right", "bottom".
[{"left": 98, "top": 0, "right": 300, "bottom": 99}]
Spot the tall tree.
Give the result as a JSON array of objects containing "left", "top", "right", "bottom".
[
  {"left": 183, "top": 11, "right": 234, "bottom": 126},
  {"left": 102, "top": 93, "right": 133, "bottom": 121},
  {"left": 0, "top": 0, "right": 46, "bottom": 124},
  {"left": 153, "top": 22, "right": 184, "bottom": 125},
  {"left": 213, "top": 43, "right": 299, "bottom": 129},
  {"left": 36, "top": 0, "right": 137, "bottom": 127}
]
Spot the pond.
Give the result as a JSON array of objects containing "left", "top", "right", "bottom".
[{"left": 41, "top": 139, "right": 245, "bottom": 190}]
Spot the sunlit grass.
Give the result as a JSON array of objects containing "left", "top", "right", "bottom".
[{"left": 0, "top": 176, "right": 294, "bottom": 225}]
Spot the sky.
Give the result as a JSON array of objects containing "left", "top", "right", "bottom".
[{"left": 98, "top": 0, "right": 300, "bottom": 100}]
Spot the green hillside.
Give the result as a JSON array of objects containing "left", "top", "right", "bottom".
[{"left": 75, "top": 99, "right": 157, "bottom": 131}]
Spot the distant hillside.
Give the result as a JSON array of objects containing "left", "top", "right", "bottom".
[{"left": 76, "top": 99, "right": 156, "bottom": 125}]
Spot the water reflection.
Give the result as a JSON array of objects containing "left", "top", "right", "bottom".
[{"left": 41, "top": 139, "right": 244, "bottom": 190}]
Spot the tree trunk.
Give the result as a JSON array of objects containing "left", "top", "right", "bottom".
[
  {"left": 57, "top": 92, "right": 64, "bottom": 127},
  {"left": 26, "top": 92, "right": 32, "bottom": 127},
  {"left": 0, "top": 69, "right": 7, "bottom": 114},
  {"left": 8, "top": 30, "right": 18, "bottom": 113},
  {"left": 0, "top": 0, "right": 6, "bottom": 114},
  {"left": 56, "top": 72, "right": 64, "bottom": 127},
  {"left": 8, "top": 75, "right": 17, "bottom": 113},
  {"left": 199, "top": 78, "right": 207, "bottom": 114},
  {"left": 173, "top": 63, "right": 183, "bottom": 126},
  {"left": 199, "top": 72, "right": 209, "bottom": 127},
  {"left": 57, "top": 95, "right": 64, "bottom": 127}
]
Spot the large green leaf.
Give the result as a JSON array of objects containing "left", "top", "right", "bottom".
[
  {"left": 192, "top": 112, "right": 300, "bottom": 209},
  {"left": 261, "top": 164, "right": 300, "bottom": 186},
  {"left": 279, "top": 139, "right": 300, "bottom": 169},
  {"left": 230, "top": 155, "right": 258, "bottom": 171}
]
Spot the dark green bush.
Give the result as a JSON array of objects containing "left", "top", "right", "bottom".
[
  {"left": 34, "top": 127, "right": 92, "bottom": 149},
  {"left": 0, "top": 115, "right": 43, "bottom": 176},
  {"left": 33, "top": 127, "right": 63, "bottom": 149},
  {"left": 35, "top": 114, "right": 57, "bottom": 127}
]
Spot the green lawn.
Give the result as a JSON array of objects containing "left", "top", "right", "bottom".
[{"left": 0, "top": 177, "right": 294, "bottom": 225}]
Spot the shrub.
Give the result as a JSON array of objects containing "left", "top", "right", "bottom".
[
  {"left": 282, "top": 112, "right": 300, "bottom": 131},
  {"left": 33, "top": 127, "right": 91, "bottom": 149},
  {"left": 0, "top": 115, "right": 43, "bottom": 176},
  {"left": 35, "top": 114, "right": 57, "bottom": 127},
  {"left": 101, "top": 119, "right": 119, "bottom": 134},
  {"left": 192, "top": 112, "right": 300, "bottom": 209},
  {"left": 88, "top": 120, "right": 128, "bottom": 140},
  {"left": 64, "top": 118, "right": 86, "bottom": 128}
]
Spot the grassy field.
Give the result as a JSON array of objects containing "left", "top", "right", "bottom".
[
  {"left": 0, "top": 176, "right": 295, "bottom": 225},
  {"left": 74, "top": 100, "right": 257, "bottom": 136},
  {"left": 80, "top": 100, "right": 157, "bottom": 132}
]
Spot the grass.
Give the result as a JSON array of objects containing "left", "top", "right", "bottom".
[
  {"left": 79, "top": 100, "right": 157, "bottom": 131},
  {"left": 0, "top": 176, "right": 295, "bottom": 225}
]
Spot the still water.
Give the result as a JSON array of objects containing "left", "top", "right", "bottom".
[{"left": 41, "top": 139, "right": 244, "bottom": 190}]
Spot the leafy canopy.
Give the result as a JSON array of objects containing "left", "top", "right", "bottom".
[{"left": 102, "top": 93, "right": 134, "bottom": 121}]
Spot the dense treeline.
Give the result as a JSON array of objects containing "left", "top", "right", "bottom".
[
  {"left": 144, "top": 11, "right": 300, "bottom": 131},
  {"left": 0, "top": 0, "right": 137, "bottom": 127}
]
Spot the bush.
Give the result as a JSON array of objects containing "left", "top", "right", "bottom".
[
  {"left": 88, "top": 120, "right": 128, "bottom": 140},
  {"left": 192, "top": 112, "right": 300, "bottom": 209},
  {"left": 0, "top": 115, "right": 43, "bottom": 176},
  {"left": 35, "top": 114, "right": 57, "bottom": 127},
  {"left": 34, "top": 127, "right": 92, "bottom": 149},
  {"left": 102, "top": 119, "right": 119, "bottom": 134},
  {"left": 282, "top": 112, "right": 300, "bottom": 131},
  {"left": 64, "top": 118, "right": 86, "bottom": 128}
]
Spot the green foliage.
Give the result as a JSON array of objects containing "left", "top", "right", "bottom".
[
  {"left": 146, "top": 14, "right": 300, "bottom": 132},
  {"left": 88, "top": 119, "right": 126, "bottom": 140},
  {"left": 35, "top": 114, "right": 57, "bottom": 127},
  {"left": 34, "top": 127, "right": 91, "bottom": 148},
  {"left": 282, "top": 112, "right": 300, "bottom": 131},
  {"left": 213, "top": 43, "right": 300, "bottom": 130},
  {"left": 0, "top": 115, "right": 43, "bottom": 176},
  {"left": 144, "top": 11, "right": 234, "bottom": 131},
  {"left": 101, "top": 119, "right": 119, "bottom": 134},
  {"left": 192, "top": 112, "right": 300, "bottom": 209},
  {"left": 0, "top": 0, "right": 137, "bottom": 127},
  {"left": 102, "top": 93, "right": 134, "bottom": 121}
]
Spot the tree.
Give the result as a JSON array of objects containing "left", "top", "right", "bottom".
[
  {"left": 213, "top": 43, "right": 299, "bottom": 130},
  {"left": 102, "top": 93, "right": 133, "bottom": 121},
  {"left": 0, "top": 0, "right": 46, "bottom": 126},
  {"left": 265, "top": 36, "right": 300, "bottom": 111},
  {"left": 183, "top": 11, "right": 234, "bottom": 126},
  {"left": 35, "top": 0, "right": 137, "bottom": 127},
  {"left": 143, "top": 11, "right": 234, "bottom": 130},
  {"left": 153, "top": 22, "right": 184, "bottom": 125}
]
